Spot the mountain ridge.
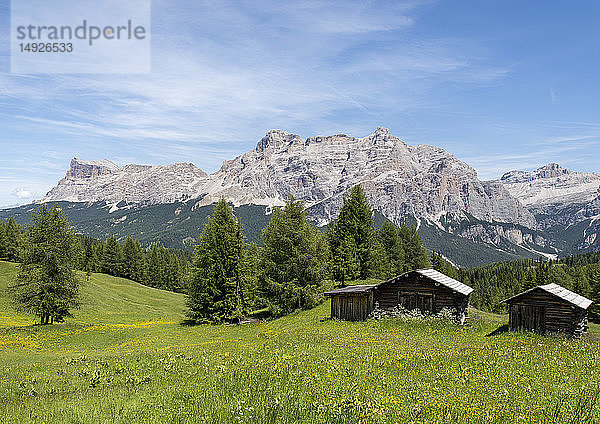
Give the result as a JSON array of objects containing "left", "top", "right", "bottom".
[{"left": 27, "top": 128, "right": 600, "bottom": 264}]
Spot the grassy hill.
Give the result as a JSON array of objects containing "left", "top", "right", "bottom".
[{"left": 1, "top": 260, "right": 600, "bottom": 423}]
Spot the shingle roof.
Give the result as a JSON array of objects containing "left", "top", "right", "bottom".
[
  {"left": 412, "top": 268, "right": 474, "bottom": 296},
  {"left": 325, "top": 269, "right": 474, "bottom": 297},
  {"left": 503, "top": 283, "right": 592, "bottom": 309},
  {"left": 324, "top": 284, "right": 377, "bottom": 296}
]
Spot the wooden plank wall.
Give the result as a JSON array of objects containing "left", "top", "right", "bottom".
[
  {"left": 374, "top": 275, "right": 469, "bottom": 324},
  {"left": 331, "top": 292, "right": 373, "bottom": 321},
  {"left": 508, "top": 290, "right": 588, "bottom": 338}
]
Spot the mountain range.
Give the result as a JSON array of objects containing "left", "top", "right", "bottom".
[{"left": 3, "top": 128, "right": 599, "bottom": 267}]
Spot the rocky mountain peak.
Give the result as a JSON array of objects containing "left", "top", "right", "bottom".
[
  {"left": 501, "top": 163, "right": 600, "bottom": 207},
  {"left": 43, "top": 157, "right": 208, "bottom": 205},
  {"left": 255, "top": 129, "right": 303, "bottom": 153},
  {"left": 535, "top": 163, "right": 572, "bottom": 179},
  {"left": 43, "top": 129, "right": 537, "bottom": 234},
  {"left": 67, "top": 157, "right": 119, "bottom": 179}
]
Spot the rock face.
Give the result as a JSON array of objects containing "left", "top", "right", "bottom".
[
  {"left": 195, "top": 128, "right": 535, "bottom": 229},
  {"left": 501, "top": 163, "right": 600, "bottom": 207},
  {"left": 42, "top": 158, "right": 208, "bottom": 205},
  {"left": 41, "top": 129, "right": 545, "bottom": 259},
  {"left": 44, "top": 130, "right": 534, "bottom": 231},
  {"left": 500, "top": 163, "right": 600, "bottom": 253}
]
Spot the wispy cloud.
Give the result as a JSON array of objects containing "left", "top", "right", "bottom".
[{"left": 5, "top": 1, "right": 598, "bottom": 207}]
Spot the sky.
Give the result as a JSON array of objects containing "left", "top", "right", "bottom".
[{"left": 1, "top": 0, "right": 599, "bottom": 207}]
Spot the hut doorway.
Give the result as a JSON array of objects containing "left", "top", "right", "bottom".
[
  {"left": 399, "top": 292, "right": 433, "bottom": 313},
  {"left": 511, "top": 305, "right": 546, "bottom": 333}
]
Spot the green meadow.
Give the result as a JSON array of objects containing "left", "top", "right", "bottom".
[{"left": 1, "top": 260, "right": 599, "bottom": 423}]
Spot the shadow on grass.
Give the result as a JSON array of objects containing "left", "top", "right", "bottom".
[
  {"left": 179, "top": 309, "right": 273, "bottom": 327},
  {"left": 250, "top": 309, "right": 272, "bottom": 321},
  {"left": 486, "top": 324, "right": 509, "bottom": 337}
]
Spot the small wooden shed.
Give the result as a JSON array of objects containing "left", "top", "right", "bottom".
[
  {"left": 375, "top": 269, "right": 473, "bottom": 324},
  {"left": 502, "top": 283, "right": 592, "bottom": 339},
  {"left": 324, "top": 269, "right": 473, "bottom": 324},
  {"left": 324, "top": 284, "right": 376, "bottom": 321}
]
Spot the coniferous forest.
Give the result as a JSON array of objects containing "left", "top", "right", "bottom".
[{"left": 1, "top": 186, "right": 600, "bottom": 324}]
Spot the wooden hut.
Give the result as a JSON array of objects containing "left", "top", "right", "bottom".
[
  {"left": 324, "top": 284, "right": 376, "bottom": 321},
  {"left": 374, "top": 269, "right": 473, "bottom": 324},
  {"left": 502, "top": 283, "right": 592, "bottom": 339},
  {"left": 324, "top": 269, "right": 473, "bottom": 324}
]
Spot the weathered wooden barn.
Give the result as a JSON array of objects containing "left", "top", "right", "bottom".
[
  {"left": 324, "top": 284, "right": 377, "bottom": 321},
  {"left": 502, "top": 283, "right": 592, "bottom": 339},
  {"left": 324, "top": 269, "right": 474, "bottom": 324}
]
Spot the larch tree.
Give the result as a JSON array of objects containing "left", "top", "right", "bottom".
[
  {"left": 260, "top": 196, "right": 329, "bottom": 316},
  {"left": 122, "top": 237, "right": 146, "bottom": 282},
  {"left": 187, "top": 198, "right": 246, "bottom": 323},
  {"left": 398, "top": 224, "right": 431, "bottom": 270},
  {"left": 3, "top": 217, "right": 22, "bottom": 262},
  {"left": 330, "top": 233, "right": 360, "bottom": 285},
  {"left": 0, "top": 220, "right": 7, "bottom": 259},
  {"left": 8, "top": 204, "right": 81, "bottom": 325},
  {"left": 101, "top": 236, "right": 124, "bottom": 277},
  {"left": 378, "top": 220, "right": 406, "bottom": 278},
  {"left": 82, "top": 241, "right": 97, "bottom": 281}
]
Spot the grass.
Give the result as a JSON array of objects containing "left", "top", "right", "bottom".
[{"left": 1, "top": 260, "right": 600, "bottom": 423}]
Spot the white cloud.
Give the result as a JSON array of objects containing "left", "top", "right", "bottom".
[{"left": 12, "top": 188, "right": 33, "bottom": 199}]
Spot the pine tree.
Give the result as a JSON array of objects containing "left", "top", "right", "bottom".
[
  {"left": 187, "top": 199, "right": 246, "bottom": 323},
  {"left": 378, "top": 220, "right": 405, "bottom": 278},
  {"left": 329, "top": 185, "right": 379, "bottom": 279},
  {"left": 398, "top": 224, "right": 430, "bottom": 270},
  {"left": 0, "top": 220, "right": 6, "bottom": 259},
  {"left": 260, "top": 196, "right": 329, "bottom": 315},
  {"left": 101, "top": 236, "right": 124, "bottom": 277},
  {"left": 4, "top": 217, "right": 22, "bottom": 262},
  {"left": 8, "top": 204, "right": 80, "bottom": 325}
]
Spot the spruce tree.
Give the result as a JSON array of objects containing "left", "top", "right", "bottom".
[
  {"left": 4, "top": 217, "right": 22, "bottom": 262},
  {"left": 101, "top": 236, "right": 124, "bottom": 277},
  {"left": 187, "top": 199, "right": 246, "bottom": 323},
  {"left": 398, "top": 224, "right": 431, "bottom": 270},
  {"left": 329, "top": 185, "right": 379, "bottom": 279},
  {"left": 260, "top": 196, "right": 328, "bottom": 315},
  {"left": 8, "top": 204, "right": 80, "bottom": 324}
]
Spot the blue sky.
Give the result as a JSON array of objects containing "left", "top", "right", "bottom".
[{"left": 1, "top": 0, "right": 599, "bottom": 207}]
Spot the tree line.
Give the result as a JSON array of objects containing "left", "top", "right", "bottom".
[
  {"left": 186, "top": 185, "right": 432, "bottom": 323},
  {"left": 1, "top": 216, "right": 190, "bottom": 292},
  {"left": 457, "top": 253, "right": 600, "bottom": 320},
  {"left": 10, "top": 185, "right": 600, "bottom": 326},
  {"left": 2, "top": 186, "right": 432, "bottom": 324}
]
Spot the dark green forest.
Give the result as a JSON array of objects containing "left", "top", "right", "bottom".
[{"left": 2, "top": 189, "right": 600, "bottom": 323}]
